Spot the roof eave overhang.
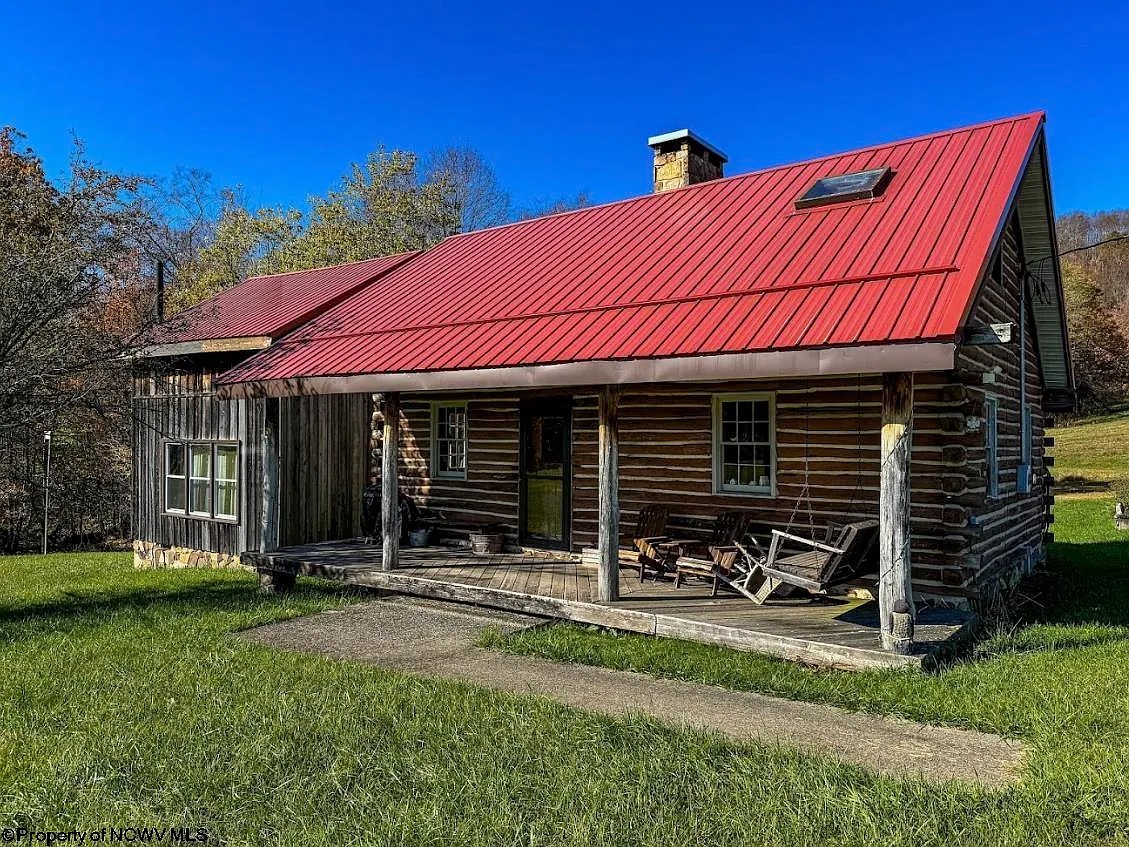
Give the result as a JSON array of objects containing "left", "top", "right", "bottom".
[
  {"left": 133, "top": 336, "right": 273, "bottom": 359},
  {"left": 215, "top": 341, "right": 957, "bottom": 399}
]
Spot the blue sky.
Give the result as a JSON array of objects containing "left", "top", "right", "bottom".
[{"left": 4, "top": 0, "right": 1126, "bottom": 216}]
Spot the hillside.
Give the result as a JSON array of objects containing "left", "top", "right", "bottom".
[{"left": 1049, "top": 412, "right": 1129, "bottom": 497}]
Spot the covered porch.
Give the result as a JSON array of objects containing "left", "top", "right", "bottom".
[{"left": 245, "top": 538, "right": 973, "bottom": 671}]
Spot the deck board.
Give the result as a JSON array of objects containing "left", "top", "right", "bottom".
[{"left": 246, "top": 539, "right": 974, "bottom": 670}]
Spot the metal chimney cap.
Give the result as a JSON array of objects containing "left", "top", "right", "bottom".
[{"left": 647, "top": 129, "right": 727, "bottom": 163}]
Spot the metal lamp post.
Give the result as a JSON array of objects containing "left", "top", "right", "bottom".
[{"left": 42, "top": 430, "right": 52, "bottom": 555}]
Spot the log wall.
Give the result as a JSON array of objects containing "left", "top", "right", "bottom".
[
  {"left": 377, "top": 216, "right": 1051, "bottom": 606},
  {"left": 386, "top": 395, "right": 522, "bottom": 527},
  {"left": 951, "top": 214, "right": 1051, "bottom": 600}
]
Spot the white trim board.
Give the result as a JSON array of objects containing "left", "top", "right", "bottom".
[{"left": 216, "top": 342, "right": 957, "bottom": 399}]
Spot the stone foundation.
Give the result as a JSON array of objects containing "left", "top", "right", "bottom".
[{"left": 133, "top": 540, "right": 248, "bottom": 571}]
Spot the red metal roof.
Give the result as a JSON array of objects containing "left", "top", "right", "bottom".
[
  {"left": 220, "top": 113, "right": 1044, "bottom": 385},
  {"left": 141, "top": 251, "right": 418, "bottom": 349}
]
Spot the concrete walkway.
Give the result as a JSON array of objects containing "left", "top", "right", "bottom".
[{"left": 241, "top": 598, "right": 1026, "bottom": 786}]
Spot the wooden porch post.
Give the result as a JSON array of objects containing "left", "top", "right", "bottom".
[
  {"left": 258, "top": 398, "right": 293, "bottom": 594},
  {"left": 380, "top": 392, "right": 401, "bottom": 572},
  {"left": 879, "top": 372, "right": 914, "bottom": 652},
  {"left": 597, "top": 385, "right": 620, "bottom": 603}
]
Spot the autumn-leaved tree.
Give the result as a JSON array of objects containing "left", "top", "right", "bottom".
[
  {"left": 166, "top": 149, "right": 458, "bottom": 311},
  {"left": 271, "top": 149, "right": 456, "bottom": 272},
  {"left": 1062, "top": 262, "right": 1129, "bottom": 416},
  {"left": 0, "top": 128, "right": 150, "bottom": 549},
  {"left": 167, "top": 190, "right": 299, "bottom": 313}
]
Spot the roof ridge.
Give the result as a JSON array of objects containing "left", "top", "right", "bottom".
[
  {"left": 441, "top": 112, "right": 1045, "bottom": 243},
  {"left": 239, "top": 249, "right": 418, "bottom": 284}
]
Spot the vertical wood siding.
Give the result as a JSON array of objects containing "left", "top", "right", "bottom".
[
  {"left": 133, "top": 366, "right": 264, "bottom": 554},
  {"left": 278, "top": 393, "right": 370, "bottom": 546},
  {"left": 133, "top": 362, "right": 369, "bottom": 554}
]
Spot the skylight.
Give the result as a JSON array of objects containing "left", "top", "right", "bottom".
[{"left": 795, "top": 166, "right": 893, "bottom": 210}]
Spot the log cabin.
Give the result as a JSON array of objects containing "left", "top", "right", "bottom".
[{"left": 133, "top": 112, "right": 1073, "bottom": 654}]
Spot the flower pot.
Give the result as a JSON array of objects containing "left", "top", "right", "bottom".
[{"left": 469, "top": 532, "right": 504, "bottom": 554}]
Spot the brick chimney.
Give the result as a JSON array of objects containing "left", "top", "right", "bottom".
[{"left": 648, "top": 129, "right": 727, "bottom": 192}]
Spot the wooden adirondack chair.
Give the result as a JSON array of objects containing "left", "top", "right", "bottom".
[
  {"left": 631, "top": 504, "right": 674, "bottom": 580},
  {"left": 717, "top": 519, "right": 879, "bottom": 604},
  {"left": 663, "top": 511, "right": 748, "bottom": 587}
]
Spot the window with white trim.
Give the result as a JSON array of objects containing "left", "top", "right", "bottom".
[
  {"left": 164, "top": 441, "right": 240, "bottom": 521},
  {"left": 214, "top": 444, "right": 239, "bottom": 520},
  {"left": 165, "top": 443, "right": 187, "bottom": 514},
  {"left": 188, "top": 444, "right": 212, "bottom": 516},
  {"left": 432, "top": 402, "right": 468, "bottom": 479},
  {"left": 713, "top": 394, "right": 775, "bottom": 495},
  {"left": 985, "top": 397, "right": 1000, "bottom": 498}
]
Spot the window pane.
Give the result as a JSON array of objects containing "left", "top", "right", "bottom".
[
  {"left": 166, "top": 477, "right": 186, "bottom": 512},
  {"left": 753, "top": 419, "right": 769, "bottom": 442},
  {"left": 435, "top": 405, "right": 467, "bottom": 475},
  {"left": 189, "top": 479, "right": 211, "bottom": 514},
  {"left": 190, "top": 445, "right": 211, "bottom": 478},
  {"left": 723, "top": 464, "right": 739, "bottom": 486},
  {"left": 738, "top": 401, "right": 752, "bottom": 423},
  {"left": 721, "top": 401, "right": 737, "bottom": 424},
  {"left": 166, "top": 443, "right": 184, "bottom": 476},
  {"left": 215, "top": 480, "right": 237, "bottom": 519},
  {"left": 215, "top": 445, "right": 238, "bottom": 481},
  {"left": 739, "top": 465, "right": 756, "bottom": 486}
]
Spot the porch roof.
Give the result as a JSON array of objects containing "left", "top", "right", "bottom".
[{"left": 217, "top": 113, "right": 1046, "bottom": 396}]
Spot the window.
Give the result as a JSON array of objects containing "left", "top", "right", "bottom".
[
  {"left": 795, "top": 166, "right": 893, "bottom": 210},
  {"left": 214, "top": 444, "right": 239, "bottom": 520},
  {"left": 432, "top": 402, "right": 468, "bottom": 479},
  {"left": 713, "top": 394, "right": 775, "bottom": 495},
  {"left": 165, "top": 443, "right": 186, "bottom": 514},
  {"left": 1018, "top": 405, "right": 1034, "bottom": 494},
  {"left": 164, "top": 441, "right": 239, "bottom": 521},
  {"left": 985, "top": 397, "right": 1000, "bottom": 498},
  {"left": 188, "top": 444, "right": 212, "bottom": 516}
]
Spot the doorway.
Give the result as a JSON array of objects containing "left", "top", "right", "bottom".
[{"left": 519, "top": 398, "right": 571, "bottom": 548}]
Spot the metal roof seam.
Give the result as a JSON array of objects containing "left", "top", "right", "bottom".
[{"left": 215, "top": 114, "right": 1043, "bottom": 386}]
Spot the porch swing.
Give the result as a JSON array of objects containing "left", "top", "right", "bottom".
[{"left": 708, "top": 379, "right": 879, "bottom": 604}]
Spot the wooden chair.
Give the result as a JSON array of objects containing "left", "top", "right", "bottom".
[
  {"left": 717, "top": 519, "right": 879, "bottom": 604},
  {"left": 631, "top": 505, "right": 674, "bottom": 581},
  {"left": 660, "top": 511, "right": 747, "bottom": 587}
]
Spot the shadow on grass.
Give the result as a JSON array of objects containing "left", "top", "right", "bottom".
[
  {"left": 0, "top": 578, "right": 358, "bottom": 642},
  {"left": 962, "top": 540, "right": 1129, "bottom": 661}
]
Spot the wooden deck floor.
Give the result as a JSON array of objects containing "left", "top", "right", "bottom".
[{"left": 246, "top": 539, "right": 974, "bottom": 670}]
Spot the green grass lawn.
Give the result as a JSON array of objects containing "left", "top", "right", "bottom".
[
  {"left": 2, "top": 495, "right": 1128, "bottom": 843},
  {"left": 1050, "top": 411, "right": 1129, "bottom": 495}
]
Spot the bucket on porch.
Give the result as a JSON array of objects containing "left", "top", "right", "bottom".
[
  {"left": 408, "top": 528, "right": 434, "bottom": 547},
  {"left": 469, "top": 531, "right": 504, "bottom": 554}
]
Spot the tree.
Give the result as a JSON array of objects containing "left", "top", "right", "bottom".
[
  {"left": 514, "top": 191, "right": 591, "bottom": 221},
  {"left": 167, "top": 190, "right": 299, "bottom": 313},
  {"left": 423, "top": 146, "right": 511, "bottom": 233},
  {"left": 272, "top": 149, "right": 456, "bottom": 272},
  {"left": 1057, "top": 210, "right": 1129, "bottom": 308},
  {"left": 0, "top": 128, "right": 148, "bottom": 430},
  {"left": 1061, "top": 262, "right": 1129, "bottom": 416},
  {"left": 0, "top": 128, "right": 151, "bottom": 550}
]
